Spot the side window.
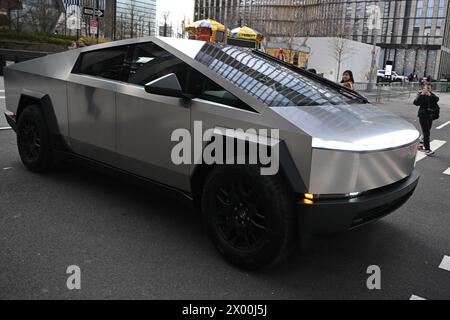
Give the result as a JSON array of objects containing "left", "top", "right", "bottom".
[
  {"left": 73, "top": 45, "right": 129, "bottom": 81},
  {"left": 124, "top": 42, "right": 189, "bottom": 88},
  {"left": 186, "top": 69, "right": 256, "bottom": 113}
]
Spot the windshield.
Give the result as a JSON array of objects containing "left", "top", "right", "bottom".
[{"left": 195, "top": 43, "right": 362, "bottom": 107}]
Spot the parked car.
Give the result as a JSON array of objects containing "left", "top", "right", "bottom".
[
  {"left": 377, "top": 70, "right": 408, "bottom": 83},
  {"left": 3, "top": 37, "right": 420, "bottom": 269},
  {"left": 392, "top": 71, "right": 408, "bottom": 82}
]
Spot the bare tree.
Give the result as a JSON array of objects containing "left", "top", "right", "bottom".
[
  {"left": 0, "top": 0, "right": 23, "bottom": 31},
  {"left": 24, "top": 0, "right": 63, "bottom": 33},
  {"left": 277, "top": 5, "right": 302, "bottom": 63},
  {"left": 161, "top": 11, "right": 170, "bottom": 37},
  {"left": 329, "top": 35, "right": 355, "bottom": 82}
]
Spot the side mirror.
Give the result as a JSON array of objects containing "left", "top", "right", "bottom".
[{"left": 144, "top": 73, "right": 192, "bottom": 100}]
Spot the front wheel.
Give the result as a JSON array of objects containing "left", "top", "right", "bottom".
[
  {"left": 17, "top": 105, "right": 54, "bottom": 172},
  {"left": 201, "top": 165, "right": 298, "bottom": 270}
]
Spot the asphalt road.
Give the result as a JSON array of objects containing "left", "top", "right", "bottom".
[{"left": 0, "top": 79, "right": 449, "bottom": 300}]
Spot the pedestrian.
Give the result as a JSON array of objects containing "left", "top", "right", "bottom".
[
  {"left": 420, "top": 75, "right": 428, "bottom": 85},
  {"left": 340, "top": 70, "right": 355, "bottom": 90},
  {"left": 413, "top": 83, "right": 440, "bottom": 156},
  {"left": 68, "top": 41, "right": 77, "bottom": 50}
]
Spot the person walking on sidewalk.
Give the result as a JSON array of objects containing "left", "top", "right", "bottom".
[{"left": 413, "top": 83, "right": 440, "bottom": 156}]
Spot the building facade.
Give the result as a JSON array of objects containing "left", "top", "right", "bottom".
[
  {"left": 113, "top": 0, "right": 157, "bottom": 39},
  {"left": 62, "top": 0, "right": 156, "bottom": 39},
  {"left": 1, "top": 0, "right": 65, "bottom": 33},
  {"left": 195, "top": 0, "right": 450, "bottom": 80}
]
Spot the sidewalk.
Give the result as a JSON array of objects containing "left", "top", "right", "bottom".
[{"left": 377, "top": 92, "right": 450, "bottom": 107}]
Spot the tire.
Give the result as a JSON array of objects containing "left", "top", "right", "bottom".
[
  {"left": 17, "top": 105, "right": 53, "bottom": 172},
  {"left": 201, "top": 165, "right": 298, "bottom": 270}
]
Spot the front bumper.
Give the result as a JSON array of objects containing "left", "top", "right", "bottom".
[
  {"left": 4, "top": 112, "right": 17, "bottom": 131},
  {"left": 298, "top": 170, "right": 420, "bottom": 233}
]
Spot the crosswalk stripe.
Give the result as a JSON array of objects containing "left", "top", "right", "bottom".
[
  {"left": 415, "top": 140, "right": 447, "bottom": 163},
  {"left": 437, "top": 121, "right": 450, "bottom": 130},
  {"left": 439, "top": 256, "right": 450, "bottom": 272},
  {"left": 0, "top": 127, "right": 12, "bottom": 130},
  {"left": 410, "top": 295, "right": 426, "bottom": 300}
]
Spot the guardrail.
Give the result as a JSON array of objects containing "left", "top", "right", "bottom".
[
  {"left": 354, "top": 81, "right": 450, "bottom": 103},
  {"left": 0, "top": 48, "right": 50, "bottom": 76},
  {"left": 0, "top": 48, "right": 49, "bottom": 62}
]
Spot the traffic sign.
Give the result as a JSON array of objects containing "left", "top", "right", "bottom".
[
  {"left": 90, "top": 20, "right": 98, "bottom": 35},
  {"left": 83, "top": 6, "right": 104, "bottom": 17}
]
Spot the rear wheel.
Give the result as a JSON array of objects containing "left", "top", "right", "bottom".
[
  {"left": 201, "top": 165, "right": 298, "bottom": 270},
  {"left": 17, "top": 105, "right": 53, "bottom": 172}
]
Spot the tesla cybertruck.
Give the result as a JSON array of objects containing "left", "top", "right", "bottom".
[{"left": 3, "top": 37, "right": 420, "bottom": 269}]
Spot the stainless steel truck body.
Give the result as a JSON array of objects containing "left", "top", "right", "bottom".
[{"left": 3, "top": 37, "right": 420, "bottom": 269}]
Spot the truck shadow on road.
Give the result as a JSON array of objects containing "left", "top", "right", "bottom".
[{"left": 10, "top": 161, "right": 438, "bottom": 299}]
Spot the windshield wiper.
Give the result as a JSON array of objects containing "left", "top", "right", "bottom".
[{"left": 251, "top": 50, "right": 369, "bottom": 104}]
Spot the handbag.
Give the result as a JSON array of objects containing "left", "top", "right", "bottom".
[
  {"left": 433, "top": 105, "right": 440, "bottom": 120},
  {"left": 426, "top": 104, "right": 440, "bottom": 120}
]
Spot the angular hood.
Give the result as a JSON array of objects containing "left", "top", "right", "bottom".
[{"left": 271, "top": 104, "right": 420, "bottom": 152}]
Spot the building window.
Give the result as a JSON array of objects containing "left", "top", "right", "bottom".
[
  {"left": 402, "top": 0, "right": 413, "bottom": 44},
  {"left": 345, "top": 0, "right": 353, "bottom": 35},
  {"left": 382, "top": 1, "right": 391, "bottom": 42},
  {"left": 437, "top": 0, "right": 445, "bottom": 26},
  {"left": 415, "top": 0, "right": 424, "bottom": 26},
  {"left": 353, "top": 1, "right": 362, "bottom": 41},
  {"left": 413, "top": 27, "right": 420, "bottom": 45},
  {"left": 425, "top": 0, "right": 435, "bottom": 27}
]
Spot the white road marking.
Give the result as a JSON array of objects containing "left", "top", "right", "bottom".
[
  {"left": 415, "top": 140, "right": 447, "bottom": 162},
  {"left": 410, "top": 295, "right": 426, "bottom": 300},
  {"left": 2, "top": 167, "right": 12, "bottom": 170},
  {"left": 0, "top": 127, "right": 12, "bottom": 130},
  {"left": 0, "top": 96, "right": 5, "bottom": 99},
  {"left": 444, "top": 168, "right": 450, "bottom": 175},
  {"left": 439, "top": 256, "right": 450, "bottom": 272},
  {"left": 437, "top": 121, "right": 450, "bottom": 130},
  {"left": 0, "top": 89, "right": 4, "bottom": 92}
]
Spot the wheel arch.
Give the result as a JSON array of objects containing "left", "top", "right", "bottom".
[
  {"left": 16, "top": 90, "right": 70, "bottom": 152},
  {"left": 190, "top": 136, "right": 308, "bottom": 206},
  {"left": 16, "top": 91, "right": 60, "bottom": 135}
]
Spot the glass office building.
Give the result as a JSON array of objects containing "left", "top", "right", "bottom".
[{"left": 112, "top": 0, "right": 157, "bottom": 39}]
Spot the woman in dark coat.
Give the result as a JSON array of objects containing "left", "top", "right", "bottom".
[{"left": 413, "top": 84, "right": 440, "bottom": 156}]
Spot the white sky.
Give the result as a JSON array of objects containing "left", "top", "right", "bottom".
[{"left": 156, "top": 0, "right": 195, "bottom": 32}]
